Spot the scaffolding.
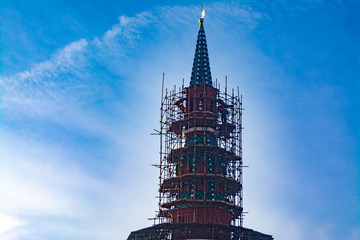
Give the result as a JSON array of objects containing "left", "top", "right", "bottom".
[{"left": 156, "top": 75, "right": 244, "bottom": 229}]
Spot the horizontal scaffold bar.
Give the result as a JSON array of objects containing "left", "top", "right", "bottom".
[
  {"left": 168, "top": 145, "right": 241, "bottom": 163},
  {"left": 160, "top": 173, "right": 241, "bottom": 193},
  {"left": 161, "top": 199, "right": 243, "bottom": 217}
]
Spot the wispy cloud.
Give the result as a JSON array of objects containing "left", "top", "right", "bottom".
[
  {"left": 1, "top": 39, "right": 88, "bottom": 119},
  {"left": 0, "top": 1, "right": 264, "bottom": 135}
]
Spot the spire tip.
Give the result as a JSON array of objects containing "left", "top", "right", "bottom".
[{"left": 201, "top": 9, "right": 205, "bottom": 20}]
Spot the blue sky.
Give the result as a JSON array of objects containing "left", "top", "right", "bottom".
[{"left": 0, "top": 1, "right": 359, "bottom": 240}]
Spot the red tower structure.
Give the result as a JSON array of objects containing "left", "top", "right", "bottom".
[{"left": 128, "top": 15, "right": 273, "bottom": 240}]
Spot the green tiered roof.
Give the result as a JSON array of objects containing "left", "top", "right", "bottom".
[{"left": 190, "top": 18, "right": 213, "bottom": 87}]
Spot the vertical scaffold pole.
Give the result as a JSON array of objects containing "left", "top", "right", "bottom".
[{"left": 159, "top": 73, "right": 165, "bottom": 224}]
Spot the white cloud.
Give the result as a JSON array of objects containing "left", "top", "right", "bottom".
[{"left": 0, "top": 214, "right": 26, "bottom": 235}]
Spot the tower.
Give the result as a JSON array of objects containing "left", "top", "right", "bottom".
[{"left": 128, "top": 14, "right": 273, "bottom": 240}]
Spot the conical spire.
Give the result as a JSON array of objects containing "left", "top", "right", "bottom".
[{"left": 190, "top": 17, "right": 213, "bottom": 87}]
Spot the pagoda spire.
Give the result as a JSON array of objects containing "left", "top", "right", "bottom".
[{"left": 190, "top": 14, "right": 213, "bottom": 87}]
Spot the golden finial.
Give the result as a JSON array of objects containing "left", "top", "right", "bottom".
[{"left": 200, "top": 3, "right": 205, "bottom": 22}]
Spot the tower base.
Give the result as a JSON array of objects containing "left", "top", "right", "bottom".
[{"left": 127, "top": 223, "right": 273, "bottom": 240}]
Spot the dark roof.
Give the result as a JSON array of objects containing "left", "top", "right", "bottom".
[{"left": 190, "top": 18, "right": 213, "bottom": 87}]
